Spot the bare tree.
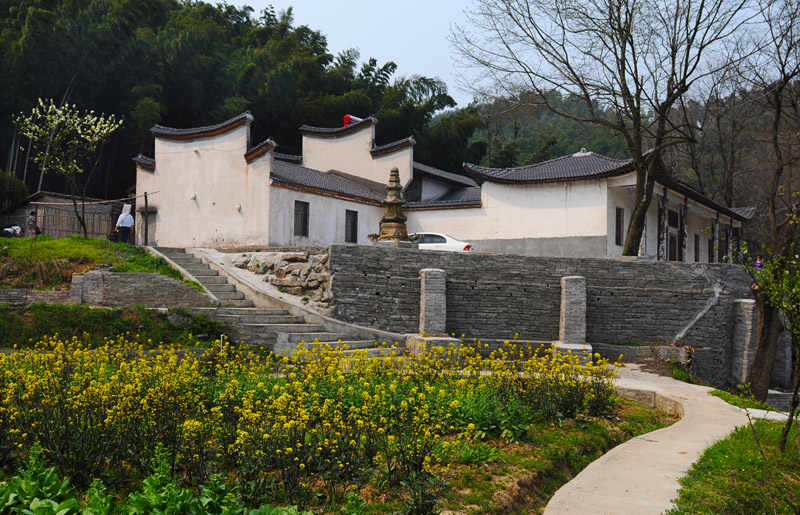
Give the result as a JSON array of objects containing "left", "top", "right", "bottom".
[
  {"left": 452, "top": 0, "right": 750, "bottom": 255},
  {"left": 741, "top": 0, "right": 800, "bottom": 402}
]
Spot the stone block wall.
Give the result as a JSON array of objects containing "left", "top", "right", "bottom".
[
  {"left": 328, "top": 245, "right": 753, "bottom": 385},
  {"left": 0, "top": 289, "right": 71, "bottom": 305},
  {"left": 71, "top": 271, "right": 212, "bottom": 308}
]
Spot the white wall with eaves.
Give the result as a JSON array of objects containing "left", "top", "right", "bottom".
[{"left": 137, "top": 124, "right": 272, "bottom": 248}]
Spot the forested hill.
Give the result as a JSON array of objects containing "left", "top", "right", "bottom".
[
  {"left": 0, "top": 1, "right": 484, "bottom": 199},
  {"left": 0, "top": 1, "right": 632, "bottom": 202}
]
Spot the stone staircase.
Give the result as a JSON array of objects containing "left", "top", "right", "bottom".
[
  {"left": 156, "top": 247, "right": 396, "bottom": 355},
  {"left": 157, "top": 247, "right": 253, "bottom": 307}
]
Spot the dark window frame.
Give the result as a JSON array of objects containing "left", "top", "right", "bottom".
[
  {"left": 294, "top": 201, "right": 309, "bottom": 237},
  {"left": 345, "top": 209, "right": 358, "bottom": 243},
  {"left": 694, "top": 234, "right": 700, "bottom": 262},
  {"left": 615, "top": 207, "right": 624, "bottom": 246}
]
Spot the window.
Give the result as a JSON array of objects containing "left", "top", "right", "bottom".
[
  {"left": 708, "top": 238, "right": 714, "bottom": 262},
  {"left": 418, "top": 234, "right": 446, "bottom": 244},
  {"left": 694, "top": 234, "right": 700, "bottom": 262},
  {"left": 345, "top": 210, "right": 358, "bottom": 243},
  {"left": 294, "top": 201, "right": 309, "bottom": 237},
  {"left": 668, "top": 210, "right": 679, "bottom": 228},
  {"left": 615, "top": 207, "right": 624, "bottom": 246}
]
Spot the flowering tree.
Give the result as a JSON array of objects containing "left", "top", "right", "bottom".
[{"left": 15, "top": 99, "right": 123, "bottom": 237}]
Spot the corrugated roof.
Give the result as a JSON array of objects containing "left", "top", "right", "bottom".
[
  {"left": 132, "top": 154, "right": 155, "bottom": 169},
  {"left": 299, "top": 116, "right": 378, "bottom": 138},
  {"left": 274, "top": 152, "right": 302, "bottom": 163},
  {"left": 370, "top": 136, "right": 415, "bottom": 156},
  {"left": 730, "top": 206, "right": 756, "bottom": 220},
  {"left": 413, "top": 162, "right": 478, "bottom": 188},
  {"left": 407, "top": 187, "right": 482, "bottom": 209},
  {"left": 150, "top": 111, "right": 254, "bottom": 140},
  {"left": 464, "top": 150, "right": 633, "bottom": 184},
  {"left": 245, "top": 138, "right": 277, "bottom": 162},
  {"left": 270, "top": 161, "right": 384, "bottom": 204}
]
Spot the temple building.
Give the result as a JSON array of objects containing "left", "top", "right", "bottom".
[{"left": 134, "top": 111, "right": 751, "bottom": 261}]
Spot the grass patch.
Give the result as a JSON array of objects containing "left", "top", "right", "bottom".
[
  {"left": 0, "top": 303, "right": 226, "bottom": 348},
  {"left": 0, "top": 235, "right": 196, "bottom": 290},
  {"left": 710, "top": 389, "right": 771, "bottom": 411},
  {"left": 667, "top": 361, "right": 708, "bottom": 385},
  {"left": 667, "top": 420, "right": 800, "bottom": 514},
  {"left": 441, "top": 399, "right": 676, "bottom": 513}
]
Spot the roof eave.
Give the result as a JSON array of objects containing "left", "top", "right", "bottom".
[{"left": 150, "top": 112, "right": 254, "bottom": 140}]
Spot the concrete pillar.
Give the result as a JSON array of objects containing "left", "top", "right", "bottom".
[
  {"left": 731, "top": 299, "right": 757, "bottom": 384},
  {"left": 419, "top": 268, "right": 446, "bottom": 335},
  {"left": 559, "top": 276, "right": 586, "bottom": 345}
]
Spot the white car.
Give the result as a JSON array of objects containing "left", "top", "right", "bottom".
[{"left": 411, "top": 232, "right": 474, "bottom": 252}]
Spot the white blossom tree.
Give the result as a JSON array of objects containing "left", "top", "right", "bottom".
[{"left": 15, "top": 99, "right": 123, "bottom": 237}]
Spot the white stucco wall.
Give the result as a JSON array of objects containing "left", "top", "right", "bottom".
[
  {"left": 418, "top": 177, "right": 451, "bottom": 202},
  {"left": 301, "top": 126, "right": 413, "bottom": 186},
  {"left": 137, "top": 123, "right": 273, "bottom": 248},
  {"left": 407, "top": 179, "right": 609, "bottom": 241},
  {"left": 268, "top": 186, "right": 383, "bottom": 246}
]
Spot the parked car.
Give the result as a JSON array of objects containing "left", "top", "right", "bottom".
[{"left": 411, "top": 232, "right": 474, "bottom": 252}]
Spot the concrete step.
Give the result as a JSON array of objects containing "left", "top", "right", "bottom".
[
  {"left": 182, "top": 263, "right": 211, "bottom": 271},
  {"left": 170, "top": 257, "right": 203, "bottom": 266},
  {"left": 221, "top": 314, "right": 306, "bottom": 324},
  {"left": 214, "top": 292, "right": 245, "bottom": 301},
  {"left": 155, "top": 247, "right": 186, "bottom": 254},
  {"left": 216, "top": 308, "right": 290, "bottom": 317},
  {"left": 288, "top": 332, "right": 349, "bottom": 344},
  {"left": 311, "top": 340, "right": 376, "bottom": 350},
  {"left": 237, "top": 323, "right": 325, "bottom": 334},
  {"left": 205, "top": 284, "right": 237, "bottom": 293},
  {"left": 219, "top": 299, "right": 254, "bottom": 308},
  {"left": 197, "top": 276, "right": 229, "bottom": 285},
  {"left": 189, "top": 269, "right": 219, "bottom": 277}
]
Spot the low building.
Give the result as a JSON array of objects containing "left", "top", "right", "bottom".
[{"left": 134, "top": 111, "right": 750, "bottom": 261}]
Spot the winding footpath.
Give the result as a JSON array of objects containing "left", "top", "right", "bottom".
[{"left": 544, "top": 364, "right": 787, "bottom": 515}]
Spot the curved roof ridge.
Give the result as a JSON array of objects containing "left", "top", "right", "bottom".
[
  {"left": 463, "top": 151, "right": 633, "bottom": 184},
  {"left": 151, "top": 111, "right": 254, "bottom": 140},
  {"left": 245, "top": 138, "right": 277, "bottom": 162},
  {"left": 132, "top": 154, "right": 155, "bottom": 169},
  {"left": 299, "top": 116, "right": 378, "bottom": 138},
  {"left": 370, "top": 136, "right": 416, "bottom": 157}
]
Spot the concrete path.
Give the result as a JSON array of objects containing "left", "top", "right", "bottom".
[{"left": 544, "top": 364, "right": 787, "bottom": 515}]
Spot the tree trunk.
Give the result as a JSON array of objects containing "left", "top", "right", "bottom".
[
  {"left": 779, "top": 338, "right": 798, "bottom": 452},
  {"left": 748, "top": 285, "right": 783, "bottom": 401},
  {"left": 622, "top": 161, "right": 657, "bottom": 256}
]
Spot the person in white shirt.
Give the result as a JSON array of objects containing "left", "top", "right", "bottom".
[{"left": 115, "top": 204, "right": 134, "bottom": 244}]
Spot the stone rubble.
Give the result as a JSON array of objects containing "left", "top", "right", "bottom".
[{"left": 230, "top": 250, "right": 333, "bottom": 314}]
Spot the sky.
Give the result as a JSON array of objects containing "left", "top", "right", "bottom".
[{"left": 232, "top": 0, "right": 474, "bottom": 107}]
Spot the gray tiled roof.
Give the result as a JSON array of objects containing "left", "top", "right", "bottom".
[
  {"left": 274, "top": 152, "right": 302, "bottom": 163},
  {"left": 245, "top": 138, "right": 277, "bottom": 161},
  {"left": 464, "top": 151, "right": 632, "bottom": 184},
  {"left": 371, "top": 136, "right": 415, "bottom": 156},
  {"left": 270, "top": 161, "right": 384, "bottom": 203},
  {"left": 132, "top": 154, "right": 155, "bottom": 169},
  {"left": 299, "top": 116, "right": 378, "bottom": 137},
  {"left": 413, "top": 162, "right": 478, "bottom": 188},
  {"left": 407, "top": 187, "right": 482, "bottom": 209},
  {"left": 730, "top": 206, "right": 756, "bottom": 220},
  {"left": 151, "top": 111, "right": 254, "bottom": 139}
]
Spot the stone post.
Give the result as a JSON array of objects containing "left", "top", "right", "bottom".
[
  {"left": 559, "top": 276, "right": 586, "bottom": 345},
  {"left": 731, "top": 299, "right": 757, "bottom": 384},
  {"left": 419, "top": 268, "right": 446, "bottom": 335}
]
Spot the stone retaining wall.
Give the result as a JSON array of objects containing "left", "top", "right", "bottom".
[
  {"left": 328, "top": 245, "right": 753, "bottom": 386},
  {"left": 0, "top": 289, "right": 71, "bottom": 305},
  {"left": 70, "top": 271, "right": 212, "bottom": 308}
]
